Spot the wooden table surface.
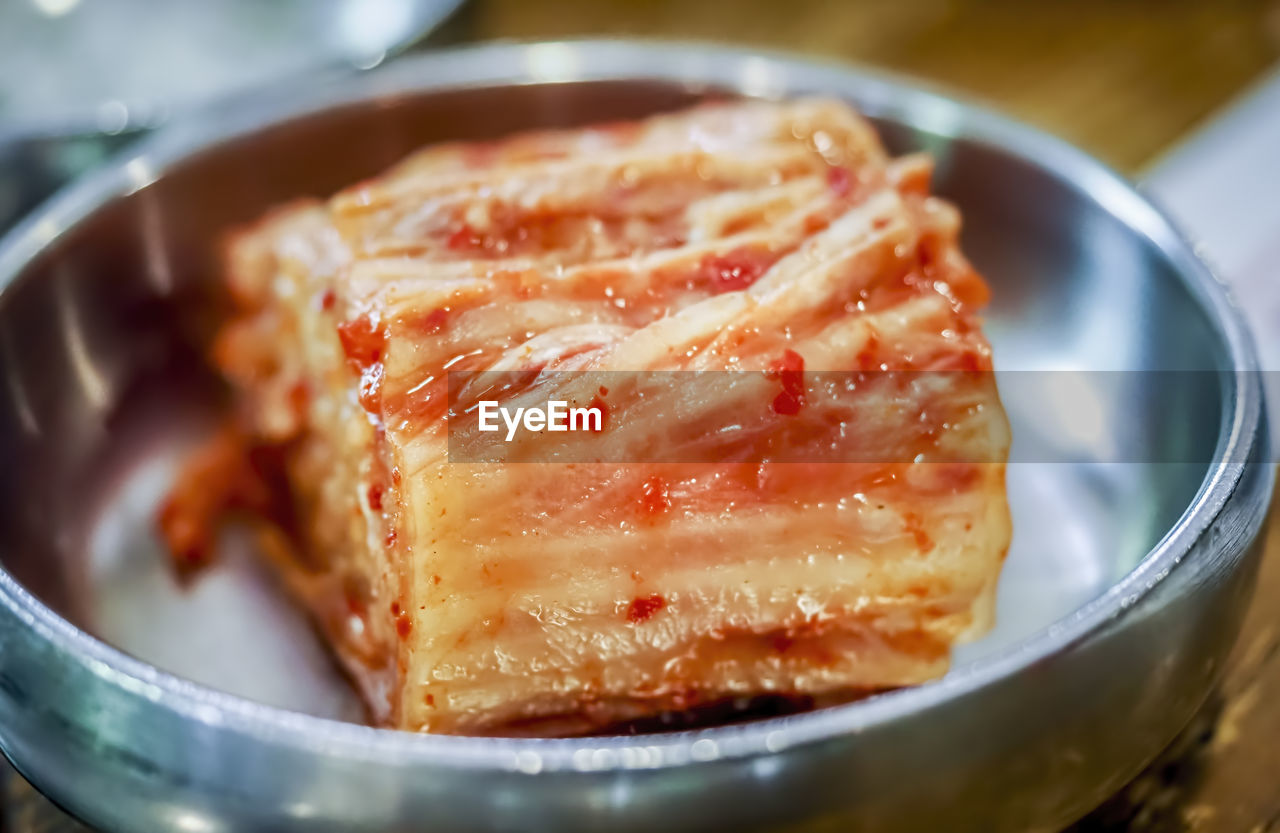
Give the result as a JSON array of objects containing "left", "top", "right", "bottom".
[{"left": 5, "top": 1, "right": 1280, "bottom": 831}]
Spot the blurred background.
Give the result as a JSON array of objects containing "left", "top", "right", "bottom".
[
  {"left": 2, "top": 1, "right": 1280, "bottom": 831},
  {"left": 4, "top": 0, "right": 1280, "bottom": 225},
  {"left": 475, "top": 0, "right": 1280, "bottom": 172}
]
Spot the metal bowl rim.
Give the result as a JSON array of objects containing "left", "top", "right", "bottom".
[{"left": 0, "top": 38, "right": 1266, "bottom": 772}]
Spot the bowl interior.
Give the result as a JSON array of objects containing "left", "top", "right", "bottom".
[{"left": 0, "top": 78, "right": 1228, "bottom": 721}]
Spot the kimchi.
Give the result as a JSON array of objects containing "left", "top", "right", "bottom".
[{"left": 162, "top": 99, "right": 1012, "bottom": 735}]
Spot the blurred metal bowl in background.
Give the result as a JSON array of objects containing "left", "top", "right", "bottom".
[
  {"left": 0, "top": 41, "right": 1271, "bottom": 833},
  {"left": 0, "top": 0, "right": 468, "bottom": 232}
]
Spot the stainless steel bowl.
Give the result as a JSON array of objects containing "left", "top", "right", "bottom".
[{"left": 0, "top": 40, "right": 1270, "bottom": 833}]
